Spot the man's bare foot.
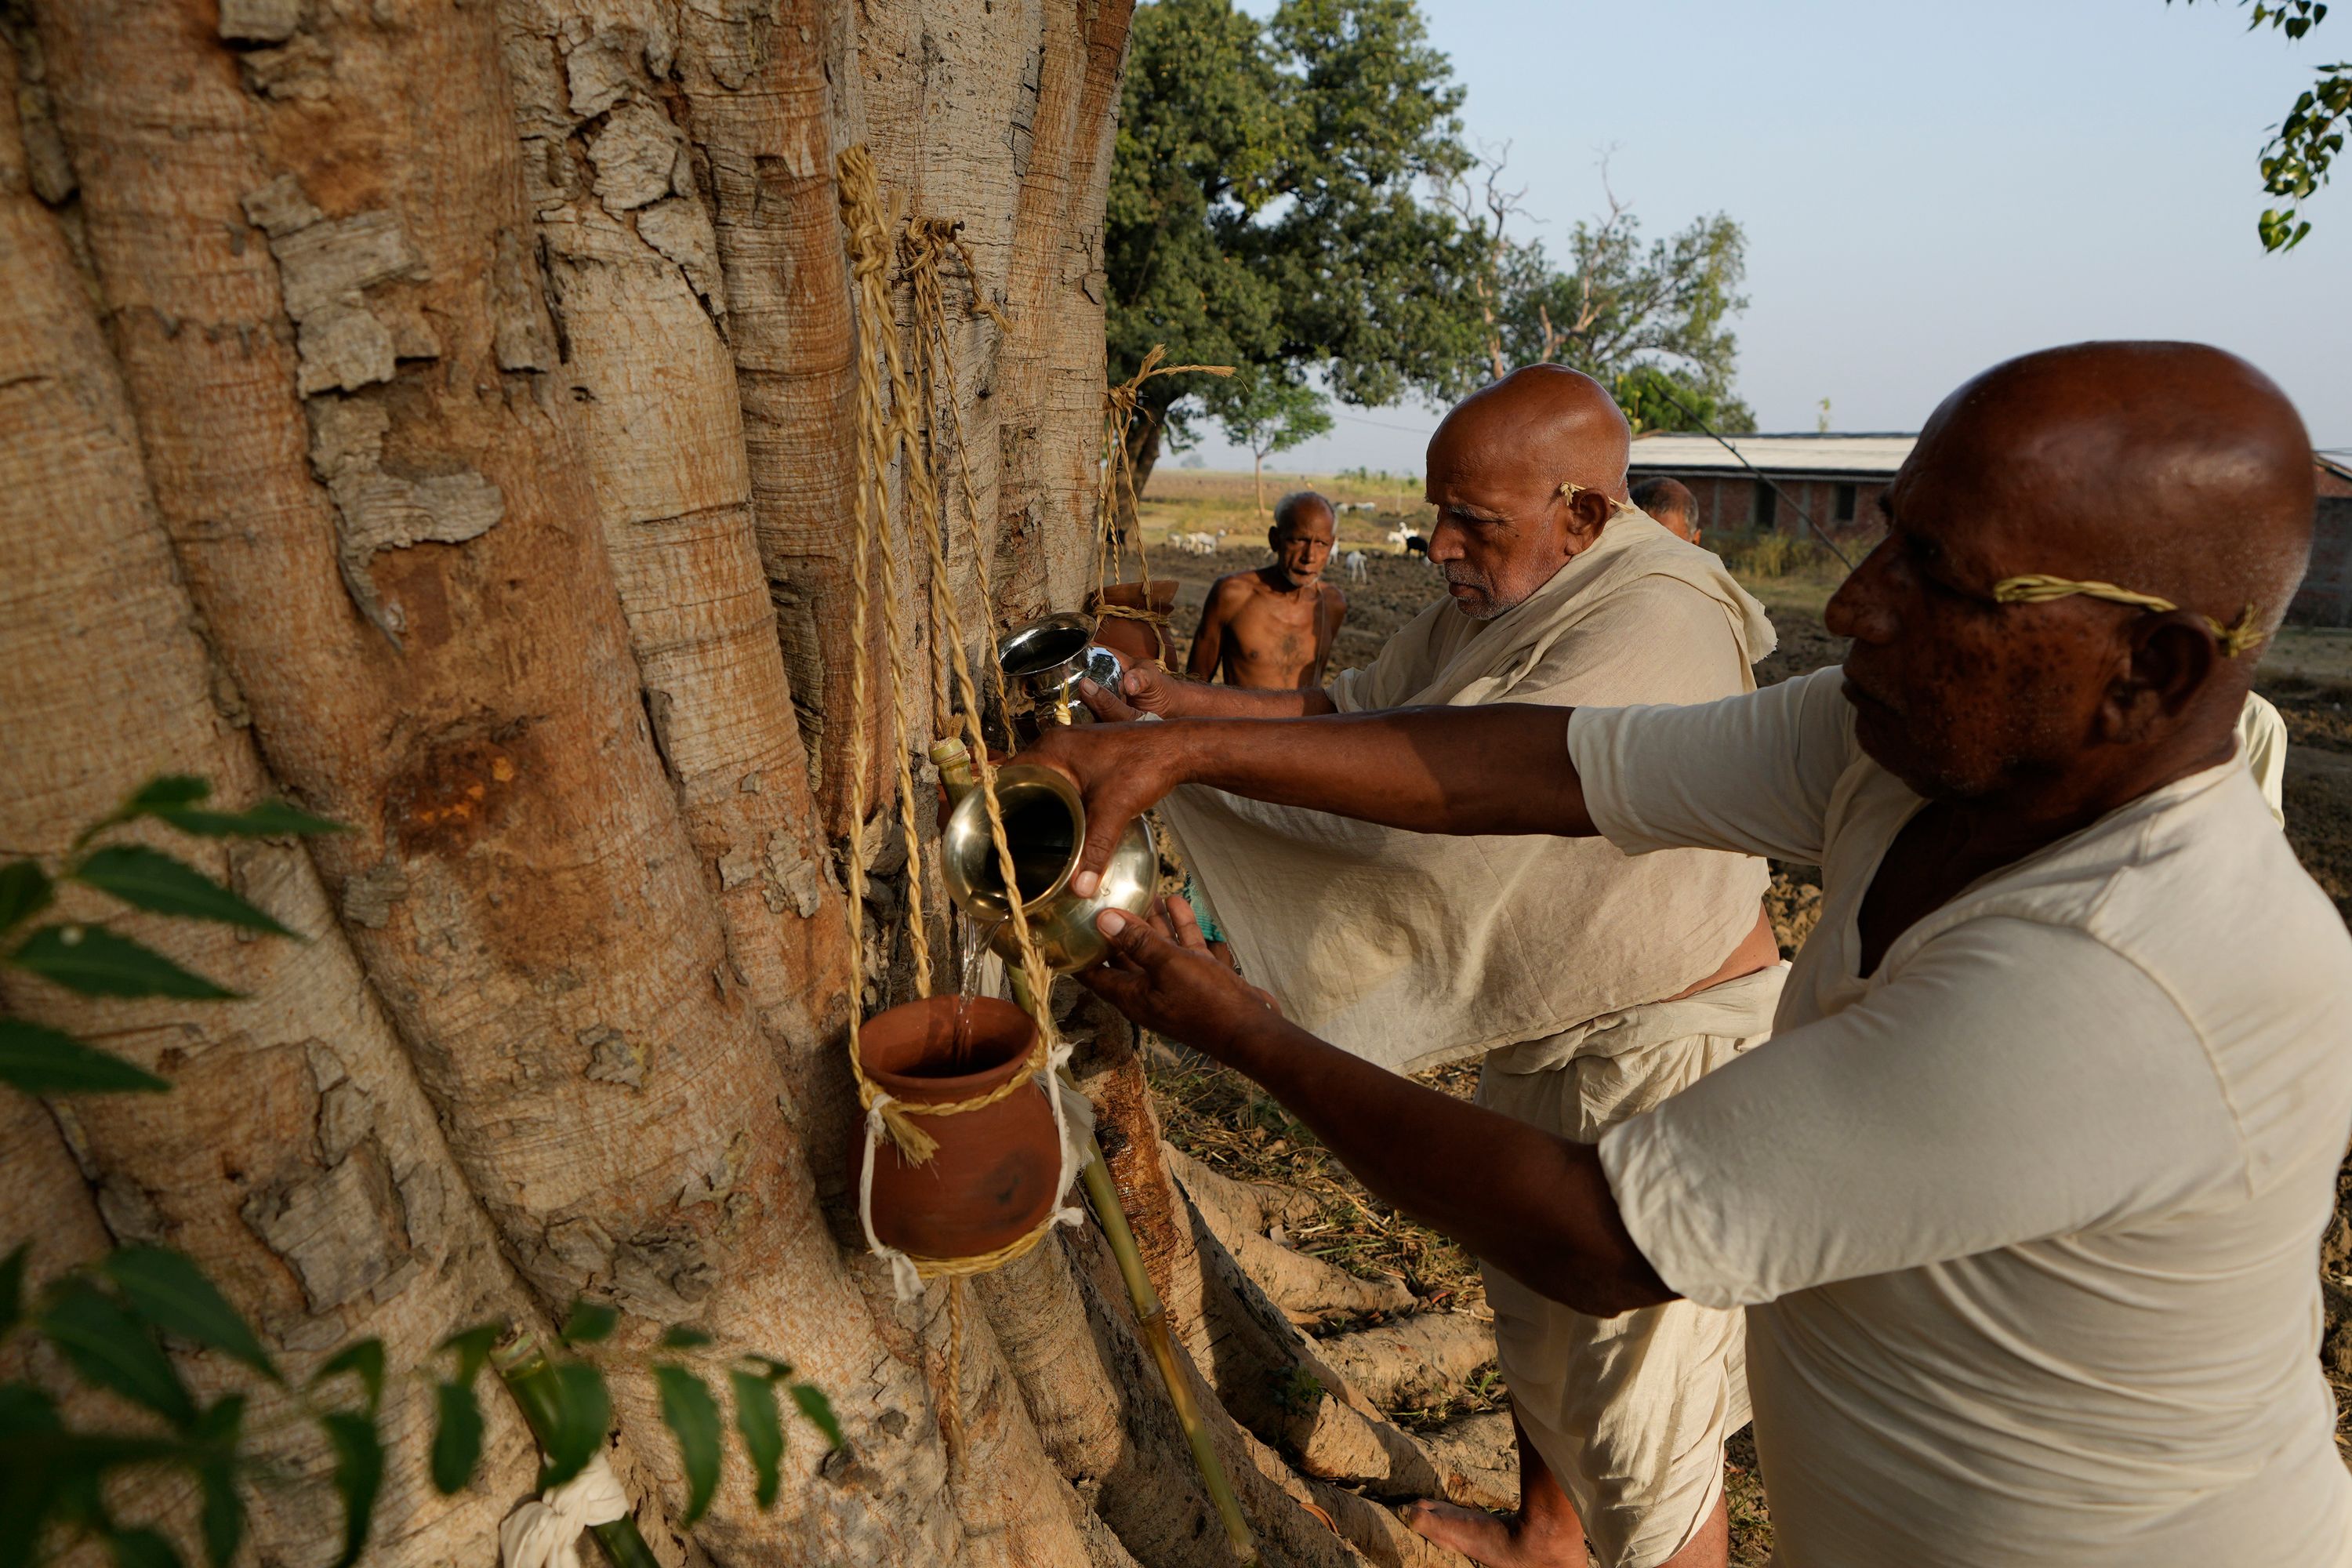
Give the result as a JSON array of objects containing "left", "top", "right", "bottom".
[{"left": 1399, "top": 1498, "right": 1588, "bottom": 1568}]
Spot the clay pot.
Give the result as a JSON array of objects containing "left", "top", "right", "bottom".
[
  {"left": 1087, "top": 579, "right": 1180, "bottom": 668},
  {"left": 854, "top": 995, "right": 1061, "bottom": 1261}
]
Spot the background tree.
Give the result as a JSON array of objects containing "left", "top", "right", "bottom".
[
  {"left": 1435, "top": 150, "right": 1754, "bottom": 431},
  {"left": 2, "top": 2, "right": 1502, "bottom": 1563},
  {"left": 2176, "top": 0, "right": 2345, "bottom": 249},
  {"left": 1105, "top": 0, "right": 1486, "bottom": 501},
  {"left": 1218, "top": 373, "right": 1336, "bottom": 514}
]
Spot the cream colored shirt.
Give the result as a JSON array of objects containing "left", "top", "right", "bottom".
[
  {"left": 1163, "top": 512, "right": 1773, "bottom": 1073},
  {"left": 1577, "top": 667, "right": 2352, "bottom": 1566}
]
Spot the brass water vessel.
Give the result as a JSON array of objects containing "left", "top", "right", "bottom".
[{"left": 938, "top": 759, "right": 1157, "bottom": 974}]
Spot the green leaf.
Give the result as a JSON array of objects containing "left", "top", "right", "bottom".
[
  {"left": 198, "top": 1460, "right": 242, "bottom": 1568},
  {"left": 0, "top": 1384, "right": 60, "bottom": 1568},
  {"left": 653, "top": 1366, "right": 722, "bottom": 1526},
  {"left": 75, "top": 777, "right": 210, "bottom": 849},
  {"left": 152, "top": 801, "right": 348, "bottom": 840},
  {"left": 193, "top": 1398, "right": 246, "bottom": 1568},
  {"left": 71, "top": 846, "right": 295, "bottom": 938},
  {"left": 106, "top": 1530, "right": 181, "bottom": 1568},
  {"left": 728, "top": 1370, "right": 784, "bottom": 1510},
  {"left": 559, "top": 1300, "right": 618, "bottom": 1345},
  {"left": 0, "top": 1018, "right": 170, "bottom": 1095},
  {"left": 439, "top": 1323, "right": 502, "bottom": 1387},
  {"left": 103, "top": 1248, "right": 279, "bottom": 1383},
  {"left": 0, "top": 862, "right": 52, "bottom": 935},
  {"left": 742, "top": 1355, "right": 794, "bottom": 1380},
  {"left": 126, "top": 778, "right": 212, "bottom": 811},
  {"left": 430, "top": 1380, "right": 485, "bottom": 1495},
  {"left": 0, "top": 1247, "right": 25, "bottom": 1340},
  {"left": 536, "top": 1361, "right": 610, "bottom": 1490},
  {"left": 788, "top": 1382, "right": 843, "bottom": 1450},
  {"left": 314, "top": 1338, "right": 386, "bottom": 1414},
  {"left": 39, "top": 1279, "right": 196, "bottom": 1428},
  {"left": 655, "top": 1324, "right": 712, "bottom": 1350},
  {"left": 321, "top": 1410, "right": 383, "bottom": 1568},
  {"left": 5, "top": 924, "right": 235, "bottom": 1000}
]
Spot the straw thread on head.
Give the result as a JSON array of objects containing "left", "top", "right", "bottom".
[{"left": 1991, "top": 573, "right": 2266, "bottom": 658}]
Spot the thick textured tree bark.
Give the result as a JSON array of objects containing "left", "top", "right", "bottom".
[
  {"left": 31, "top": 1, "right": 975, "bottom": 1557},
  {"left": 5, "top": 0, "right": 1464, "bottom": 1562},
  {"left": 0, "top": 42, "right": 551, "bottom": 1560}
]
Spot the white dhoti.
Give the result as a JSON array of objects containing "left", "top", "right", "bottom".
[{"left": 1474, "top": 963, "right": 1788, "bottom": 1568}]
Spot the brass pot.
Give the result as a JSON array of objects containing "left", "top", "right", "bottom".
[
  {"left": 940, "top": 763, "right": 1158, "bottom": 973},
  {"left": 997, "top": 612, "right": 1123, "bottom": 726}
]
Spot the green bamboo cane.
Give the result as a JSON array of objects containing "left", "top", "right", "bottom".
[
  {"left": 1077, "top": 1131, "right": 1259, "bottom": 1565},
  {"left": 1000, "top": 963, "right": 1256, "bottom": 1566},
  {"left": 495, "top": 1334, "right": 663, "bottom": 1568}
]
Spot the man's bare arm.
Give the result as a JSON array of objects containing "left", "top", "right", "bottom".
[
  {"left": 1081, "top": 909, "right": 1669, "bottom": 1316},
  {"left": 1083, "top": 669, "right": 1335, "bottom": 720},
  {"left": 1025, "top": 701, "right": 1596, "bottom": 894},
  {"left": 1185, "top": 581, "right": 1234, "bottom": 682}
]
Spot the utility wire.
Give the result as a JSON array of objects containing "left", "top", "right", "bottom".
[{"left": 1645, "top": 387, "right": 1857, "bottom": 572}]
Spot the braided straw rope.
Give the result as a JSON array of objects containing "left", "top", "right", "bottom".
[
  {"left": 1991, "top": 574, "right": 2267, "bottom": 658},
  {"left": 837, "top": 150, "right": 1083, "bottom": 1314},
  {"left": 1096, "top": 344, "right": 1231, "bottom": 612}
]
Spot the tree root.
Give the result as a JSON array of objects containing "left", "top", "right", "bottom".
[
  {"left": 1167, "top": 1145, "right": 1417, "bottom": 1322},
  {"left": 1315, "top": 1315, "right": 1499, "bottom": 1414}
]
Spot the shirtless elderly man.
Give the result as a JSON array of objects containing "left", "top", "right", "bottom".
[
  {"left": 1093, "top": 366, "right": 1781, "bottom": 1568},
  {"left": 1188, "top": 489, "right": 1349, "bottom": 689},
  {"left": 1044, "top": 342, "right": 2352, "bottom": 1566}
]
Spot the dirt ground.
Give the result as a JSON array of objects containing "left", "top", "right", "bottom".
[{"left": 1129, "top": 503, "right": 2352, "bottom": 1562}]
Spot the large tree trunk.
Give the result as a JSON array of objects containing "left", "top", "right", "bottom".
[{"left": 5, "top": 2, "right": 1466, "bottom": 1563}]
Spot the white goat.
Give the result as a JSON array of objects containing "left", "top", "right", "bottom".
[{"left": 1344, "top": 550, "right": 1367, "bottom": 583}]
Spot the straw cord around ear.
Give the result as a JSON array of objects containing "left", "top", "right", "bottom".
[{"left": 1991, "top": 573, "right": 2267, "bottom": 658}]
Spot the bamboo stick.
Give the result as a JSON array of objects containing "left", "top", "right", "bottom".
[{"left": 495, "top": 1335, "right": 664, "bottom": 1568}]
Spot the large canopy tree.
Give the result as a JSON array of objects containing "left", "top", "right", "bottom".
[
  {"left": 0, "top": 1, "right": 1488, "bottom": 1564},
  {"left": 1105, "top": 0, "right": 1486, "bottom": 495}
]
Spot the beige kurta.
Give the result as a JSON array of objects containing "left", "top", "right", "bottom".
[
  {"left": 1477, "top": 962, "right": 1787, "bottom": 1568},
  {"left": 1163, "top": 510, "right": 1777, "bottom": 1074}
]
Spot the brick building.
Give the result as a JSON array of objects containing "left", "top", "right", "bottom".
[{"left": 1627, "top": 432, "right": 1915, "bottom": 540}]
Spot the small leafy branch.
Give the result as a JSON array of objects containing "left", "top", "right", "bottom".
[
  {"left": 2176, "top": 0, "right": 2347, "bottom": 250},
  {"left": 2, "top": 1258, "right": 843, "bottom": 1568},
  {"left": 0, "top": 774, "right": 343, "bottom": 1096},
  {"left": 2, "top": 779, "right": 839, "bottom": 1566}
]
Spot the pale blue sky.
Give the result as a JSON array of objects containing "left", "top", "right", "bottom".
[{"left": 1179, "top": 0, "right": 2351, "bottom": 474}]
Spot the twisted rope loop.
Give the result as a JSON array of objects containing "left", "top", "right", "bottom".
[
  {"left": 1991, "top": 574, "right": 2267, "bottom": 658},
  {"left": 1095, "top": 343, "right": 1232, "bottom": 608},
  {"left": 835, "top": 147, "right": 1086, "bottom": 1312}
]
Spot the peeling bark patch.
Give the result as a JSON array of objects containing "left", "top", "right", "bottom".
[
  {"left": 587, "top": 103, "right": 688, "bottom": 211},
  {"left": 633, "top": 197, "right": 726, "bottom": 318},
  {"left": 386, "top": 734, "right": 521, "bottom": 856},
  {"left": 763, "top": 829, "right": 829, "bottom": 917},
  {"left": 306, "top": 396, "right": 506, "bottom": 637},
  {"left": 240, "top": 178, "right": 426, "bottom": 395},
  {"left": 216, "top": 0, "right": 301, "bottom": 45},
  {"left": 341, "top": 855, "right": 410, "bottom": 929},
  {"left": 492, "top": 227, "right": 554, "bottom": 372},
  {"left": 579, "top": 1023, "right": 647, "bottom": 1088},
  {"left": 241, "top": 1146, "right": 403, "bottom": 1312}
]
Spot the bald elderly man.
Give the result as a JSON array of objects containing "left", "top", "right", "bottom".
[
  {"left": 1628, "top": 477, "right": 1700, "bottom": 545},
  {"left": 1038, "top": 342, "right": 2352, "bottom": 1566},
  {"left": 1090, "top": 365, "right": 1781, "bottom": 1568}
]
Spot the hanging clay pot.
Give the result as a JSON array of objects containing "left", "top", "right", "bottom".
[
  {"left": 855, "top": 995, "right": 1062, "bottom": 1261},
  {"left": 1086, "top": 579, "right": 1180, "bottom": 669}
]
